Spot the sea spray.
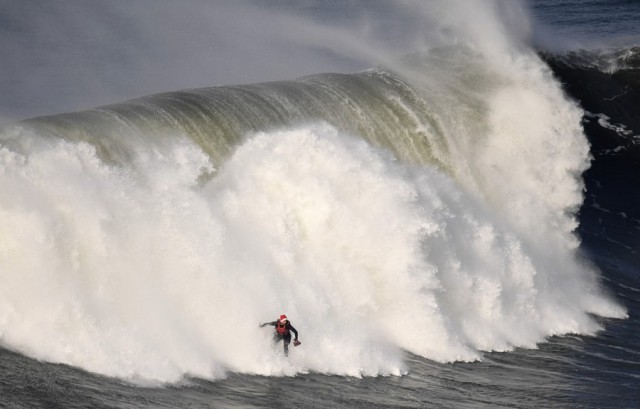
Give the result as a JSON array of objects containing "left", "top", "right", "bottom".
[
  {"left": 0, "top": 121, "right": 626, "bottom": 382},
  {"left": 0, "top": 0, "right": 628, "bottom": 383}
]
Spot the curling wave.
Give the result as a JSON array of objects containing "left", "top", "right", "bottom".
[{"left": 0, "top": 2, "right": 627, "bottom": 383}]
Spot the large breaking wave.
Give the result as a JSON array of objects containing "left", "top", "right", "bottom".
[{"left": 0, "top": 0, "right": 626, "bottom": 382}]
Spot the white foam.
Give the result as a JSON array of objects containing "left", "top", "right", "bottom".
[
  {"left": 0, "top": 0, "right": 628, "bottom": 384},
  {"left": 0, "top": 121, "right": 626, "bottom": 382}
]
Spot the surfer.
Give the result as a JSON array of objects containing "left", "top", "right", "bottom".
[{"left": 260, "top": 314, "right": 300, "bottom": 356}]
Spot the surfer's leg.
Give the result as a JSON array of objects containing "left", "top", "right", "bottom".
[
  {"left": 283, "top": 335, "right": 291, "bottom": 356},
  {"left": 273, "top": 333, "right": 287, "bottom": 355}
]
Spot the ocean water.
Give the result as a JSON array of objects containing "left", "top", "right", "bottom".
[{"left": 1, "top": 1, "right": 639, "bottom": 408}]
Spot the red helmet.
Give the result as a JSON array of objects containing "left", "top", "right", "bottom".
[{"left": 279, "top": 314, "right": 287, "bottom": 323}]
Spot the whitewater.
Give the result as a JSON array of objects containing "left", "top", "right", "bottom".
[{"left": 0, "top": 0, "right": 628, "bottom": 387}]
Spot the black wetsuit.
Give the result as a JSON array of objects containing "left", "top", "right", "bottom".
[{"left": 261, "top": 320, "right": 299, "bottom": 356}]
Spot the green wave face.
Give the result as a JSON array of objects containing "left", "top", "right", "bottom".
[{"left": 15, "top": 68, "right": 451, "bottom": 172}]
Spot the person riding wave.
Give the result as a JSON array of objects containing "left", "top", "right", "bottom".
[{"left": 260, "top": 314, "right": 300, "bottom": 356}]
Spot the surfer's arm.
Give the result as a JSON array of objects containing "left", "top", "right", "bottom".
[
  {"left": 260, "top": 321, "right": 277, "bottom": 328},
  {"left": 288, "top": 324, "right": 299, "bottom": 340}
]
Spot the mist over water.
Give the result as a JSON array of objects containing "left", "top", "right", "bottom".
[{"left": 0, "top": 0, "right": 628, "bottom": 383}]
